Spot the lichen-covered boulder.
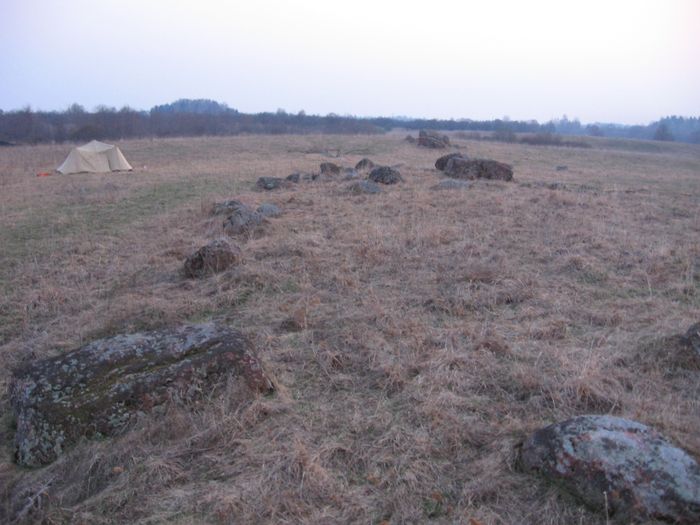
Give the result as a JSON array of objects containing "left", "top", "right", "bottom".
[
  {"left": 444, "top": 157, "right": 513, "bottom": 181},
  {"left": 418, "top": 130, "right": 450, "bottom": 149},
  {"left": 520, "top": 415, "right": 700, "bottom": 523},
  {"left": 223, "top": 204, "right": 265, "bottom": 236},
  {"left": 368, "top": 166, "right": 402, "bottom": 185},
  {"left": 10, "top": 323, "right": 273, "bottom": 467},
  {"left": 183, "top": 238, "right": 241, "bottom": 278},
  {"left": 435, "top": 153, "right": 465, "bottom": 171}
]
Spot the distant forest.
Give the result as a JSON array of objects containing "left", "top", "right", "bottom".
[{"left": 1, "top": 99, "right": 698, "bottom": 144}]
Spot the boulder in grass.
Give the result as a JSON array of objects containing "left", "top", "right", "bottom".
[
  {"left": 368, "top": 166, "right": 403, "bottom": 185},
  {"left": 286, "top": 173, "right": 301, "bottom": 183},
  {"left": 443, "top": 157, "right": 513, "bottom": 181},
  {"left": 418, "top": 129, "right": 450, "bottom": 149},
  {"left": 319, "top": 162, "right": 341, "bottom": 175},
  {"left": 520, "top": 415, "right": 700, "bottom": 523},
  {"left": 355, "top": 158, "right": 375, "bottom": 171},
  {"left": 10, "top": 323, "right": 274, "bottom": 466},
  {"left": 223, "top": 204, "right": 265, "bottom": 236},
  {"left": 184, "top": 238, "right": 242, "bottom": 278},
  {"left": 435, "top": 153, "right": 465, "bottom": 171}
]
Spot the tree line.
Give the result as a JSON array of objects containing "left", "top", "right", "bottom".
[{"left": 0, "top": 99, "right": 698, "bottom": 144}]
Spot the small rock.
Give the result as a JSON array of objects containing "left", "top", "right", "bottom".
[
  {"left": 418, "top": 129, "right": 450, "bottom": 149},
  {"left": 256, "top": 177, "right": 290, "bottom": 190},
  {"left": 257, "top": 203, "right": 282, "bottom": 218},
  {"left": 444, "top": 157, "right": 513, "bottom": 181},
  {"left": 10, "top": 323, "right": 273, "bottom": 466},
  {"left": 520, "top": 415, "right": 700, "bottom": 523},
  {"left": 430, "top": 179, "right": 472, "bottom": 191},
  {"left": 368, "top": 166, "right": 403, "bottom": 185},
  {"left": 184, "top": 238, "right": 241, "bottom": 278},
  {"left": 355, "top": 158, "right": 375, "bottom": 171},
  {"left": 211, "top": 199, "right": 245, "bottom": 216},
  {"left": 435, "top": 153, "right": 465, "bottom": 171},
  {"left": 319, "top": 162, "right": 341, "bottom": 175},
  {"left": 286, "top": 173, "right": 301, "bottom": 183},
  {"left": 347, "top": 180, "right": 382, "bottom": 194},
  {"left": 556, "top": 165, "right": 569, "bottom": 171},
  {"left": 223, "top": 204, "right": 265, "bottom": 236}
]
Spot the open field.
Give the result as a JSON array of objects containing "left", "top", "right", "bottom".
[{"left": 1, "top": 133, "right": 699, "bottom": 523}]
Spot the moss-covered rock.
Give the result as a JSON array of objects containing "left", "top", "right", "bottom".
[{"left": 10, "top": 323, "right": 273, "bottom": 467}]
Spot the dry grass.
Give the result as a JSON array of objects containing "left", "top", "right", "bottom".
[{"left": 1, "top": 133, "right": 699, "bottom": 524}]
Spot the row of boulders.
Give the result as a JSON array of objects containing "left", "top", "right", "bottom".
[{"left": 253, "top": 160, "right": 403, "bottom": 196}]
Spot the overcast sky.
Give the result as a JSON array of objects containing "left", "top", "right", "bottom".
[{"left": 1, "top": 0, "right": 698, "bottom": 124}]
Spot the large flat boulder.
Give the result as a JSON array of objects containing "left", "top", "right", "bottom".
[
  {"left": 444, "top": 157, "right": 513, "bottom": 181},
  {"left": 10, "top": 323, "right": 273, "bottom": 467},
  {"left": 520, "top": 415, "right": 700, "bottom": 523}
]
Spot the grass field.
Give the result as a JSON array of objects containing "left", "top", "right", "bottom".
[{"left": 1, "top": 133, "right": 699, "bottom": 524}]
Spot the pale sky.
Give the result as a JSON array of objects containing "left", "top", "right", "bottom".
[{"left": 1, "top": 0, "right": 698, "bottom": 124}]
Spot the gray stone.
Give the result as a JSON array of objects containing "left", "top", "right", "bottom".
[
  {"left": 368, "top": 166, "right": 403, "bottom": 185},
  {"left": 347, "top": 180, "right": 382, "bottom": 194},
  {"left": 444, "top": 157, "right": 513, "bottom": 181},
  {"left": 418, "top": 130, "right": 450, "bottom": 149},
  {"left": 184, "top": 238, "right": 241, "bottom": 278},
  {"left": 223, "top": 204, "right": 265, "bottom": 236},
  {"left": 10, "top": 323, "right": 274, "bottom": 466},
  {"left": 286, "top": 173, "right": 301, "bottom": 183},
  {"left": 520, "top": 415, "right": 700, "bottom": 523},
  {"left": 256, "top": 203, "right": 282, "bottom": 218},
  {"left": 431, "top": 179, "right": 472, "bottom": 191}
]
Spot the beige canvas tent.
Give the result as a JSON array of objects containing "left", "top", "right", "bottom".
[{"left": 57, "top": 140, "right": 132, "bottom": 174}]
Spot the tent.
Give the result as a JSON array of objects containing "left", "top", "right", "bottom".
[{"left": 57, "top": 140, "right": 133, "bottom": 174}]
